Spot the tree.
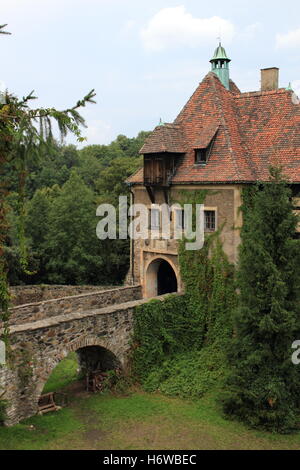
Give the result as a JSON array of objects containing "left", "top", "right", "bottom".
[
  {"left": 23, "top": 187, "right": 55, "bottom": 283},
  {"left": 42, "top": 171, "right": 130, "bottom": 285},
  {"left": 222, "top": 167, "right": 300, "bottom": 432},
  {"left": 96, "top": 155, "right": 142, "bottom": 205},
  {"left": 44, "top": 171, "right": 101, "bottom": 284},
  {"left": 0, "top": 24, "right": 95, "bottom": 345},
  {"left": 24, "top": 144, "right": 79, "bottom": 197}
]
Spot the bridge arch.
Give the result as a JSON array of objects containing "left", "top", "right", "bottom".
[
  {"left": 144, "top": 256, "right": 179, "bottom": 298},
  {"left": 34, "top": 336, "right": 123, "bottom": 410},
  {"left": 1, "top": 285, "right": 149, "bottom": 426}
]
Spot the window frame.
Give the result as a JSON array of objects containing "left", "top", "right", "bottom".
[
  {"left": 194, "top": 148, "right": 207, "bottom": 165},
  {"left": 194, "top": 130, "right": 218, "bottom": 167},
  {"left": 174, "top": 208, "right": 185, "bottom": 230},
  {"left": 204, "top": 209, "right": 217, "bottom": 232},
  {"left": 149, "top": 205, "right": 161, "bottom": 231}
]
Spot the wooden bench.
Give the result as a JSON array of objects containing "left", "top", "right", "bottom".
[{"left": 38, "top": 392, "right": 66, "bottom": 415}]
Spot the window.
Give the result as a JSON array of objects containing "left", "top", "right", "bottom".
[
  {"left": 150, "top": 208, "right": 160, "bottom": 230},
  {"left": 204, "top": 210, "right": 216, "bottom": 232},
  {"left": 195, "top": 149, "right": 207, "bottom": 164}
]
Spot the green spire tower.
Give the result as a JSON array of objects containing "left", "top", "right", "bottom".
[{"left": 210, "top": 42, "right": 231, "bottom": 90}]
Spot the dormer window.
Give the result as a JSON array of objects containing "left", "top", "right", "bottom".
[
  {"left": 195, "top": 149, "right": 208, "bottom": 165},
  {"left": 194, "top": 126, "right": 218, "bottom": 166}
]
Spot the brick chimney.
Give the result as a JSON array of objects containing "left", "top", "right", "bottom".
[{"left": 261, "top": 67, "right": 279, "bottom": 91}]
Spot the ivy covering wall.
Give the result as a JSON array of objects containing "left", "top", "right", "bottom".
[
  {"left": 131, "top": 189, "right": 237, "bottom": 399},
  {"left": 132, "top": 172, "right": 300, "bottom": 433}
]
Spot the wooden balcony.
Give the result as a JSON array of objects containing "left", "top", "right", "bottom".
[{"left": 143, "top": 152, "right": 181, "bottom": 187}]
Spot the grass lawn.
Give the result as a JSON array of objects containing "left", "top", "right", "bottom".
[
  {"left": 42, "top": 352, "right": 79, "bottom": 394},
  {"left": 1, "top": 355, "right": 300, "bottom": 450}
]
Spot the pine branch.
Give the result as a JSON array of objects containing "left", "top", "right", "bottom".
[
  {"left": 71, "top": 89, "right": 97, "bottom": 110},
  {"left": 0, "top": 24, "right": 11, "bottom": 35}
]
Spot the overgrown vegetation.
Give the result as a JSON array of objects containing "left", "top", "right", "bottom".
[
  {"left": 132, "top": 172, "right": 300, "bottom": 433},
  {"left": 222, "top": 168, "right": 300, "bottom": 433},
  {"left": 42, "top": 352, "right": 79, "bottom": 394},
  {"left": 132, "top": 189, "right": 237, "bottom": 399},
  {"left": 2, "top": 351, "right": 300, "bottom": 449},
  {"left": 42, "top": 352, "right": 131, "bottom": 396},
  {"left": 0, "top": 24, "right": 97, "bottom": 346},
  {"left": 4, "top": 133, "right": 147, "bottom": 286}
]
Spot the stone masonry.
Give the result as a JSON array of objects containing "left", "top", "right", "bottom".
[
  {"left": 5, "top": 285, "right": 142, "bottom": 326},
  {"left": 0, "top": 285, "right": 179, "bottom": 426},
  {"left": 9, "top": 285, "right": 117, "bottom": 306}
]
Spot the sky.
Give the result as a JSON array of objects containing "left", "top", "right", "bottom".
[{"left": 1, "top": 0, "right": 300, "bottom": 147}]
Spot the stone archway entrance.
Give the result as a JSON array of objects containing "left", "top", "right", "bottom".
[
  {"left": 145, "top": 258, "right": 178, "bottom": 298},
  {"left": 157, "top": 260, "right": 178, "bottom": 295},
  {"left": 76, "top": 345, "right": 121, "bottom": 377}
]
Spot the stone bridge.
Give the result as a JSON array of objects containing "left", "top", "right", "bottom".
[{"left": 0, "top": 285, "right": 171, "bottom": 426}]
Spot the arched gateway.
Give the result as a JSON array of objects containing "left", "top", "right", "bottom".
[
  {"left": 145, "top": 257, "right": 178, "bottom": 298},
  {"left": 34, "top": 340, "right": 122, "bottom": 407}
]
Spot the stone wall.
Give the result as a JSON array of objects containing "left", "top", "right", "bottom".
[
  {"left": 9, "top": 285, "right": 116, "bottom": 306},
  {"left": 4, "top": 285, "right": 142, "bottom": 326},
  {"left": 130, "top": 184, "right": 243, "bottom": 293}
]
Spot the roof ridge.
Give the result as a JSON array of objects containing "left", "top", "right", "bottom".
[
  {"left": 234, "top": 88, "right": 288, "bottom": 99},
  {"left": 162, "top": 122, "right": 182, "bottom": 128},
  {"left": 209, "top": 73, "right": 242, "bottom": 180},
  {"left": 139, "top": 120, "right": 187, "bottom": 154}
]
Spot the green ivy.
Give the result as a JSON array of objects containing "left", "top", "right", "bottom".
[
  {"left": 131, "top": 190, "right": 237, "bottom": 399},
  {"left": 0, "top": 259, "right": 10, "bottom": 351}
]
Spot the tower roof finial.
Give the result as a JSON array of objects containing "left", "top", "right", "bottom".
[
  {"left": 210, "top": 42, "right": 231, "bottom": 63},
  {"left": 210, "top": 42, "right": 231, "bottom": 90}
]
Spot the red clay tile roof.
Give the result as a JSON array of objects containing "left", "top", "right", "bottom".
[
  {"left": 139, "top": 123, "right": 186, "bottom": 154},
  {"left": 128, "top": 71, "right": 300, "bottom": 185},
  {"left": 229, "top": 79, "right": 241, "bottom": 95},
  {"left": 126, "top": 166, "right": 143, "bottom": 184},
  {"left": 193, "top": 123, "right": 219, "bottom": 149},
  {"left": 234, "top": 88, "right": 300, "bottom": 182}
]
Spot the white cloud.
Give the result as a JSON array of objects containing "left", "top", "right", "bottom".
[
  {"left": 140, "top": 6, "right": 235, "bottom": 51},
  {"left": 84, "top": 119, "right": 113, "bottom": 145},
  {"left": 276, "top": 28, "right": 300, "bottom": 48}
]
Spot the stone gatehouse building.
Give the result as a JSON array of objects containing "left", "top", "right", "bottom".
[{"left": 126, "top": 43, "right": 300, "bottom": 298}]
